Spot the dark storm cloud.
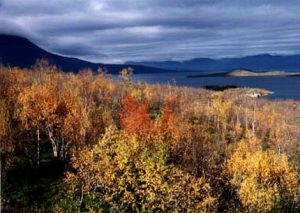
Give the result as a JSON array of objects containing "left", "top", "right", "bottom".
[{"left": 1, "top": 0, "right": 300, "bottom": 63}]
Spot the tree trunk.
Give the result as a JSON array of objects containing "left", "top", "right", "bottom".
[
  {"left": 79, "top": 185, "right": 84, "bottom": 212},
  {"left": 245, "top": 109, "right": 248, "bottom": 130},
  {"left": 48, "top": 129, "right": 58, "bottom": 158},
  {"left": 60, "top": 137, "right": 64, "bottom": 159},
  {"left": 37, "top": 127, "right": 40, "bottom": 168},
  {"left": 252, "top": 101, "right": 256, "bottom": 135}
]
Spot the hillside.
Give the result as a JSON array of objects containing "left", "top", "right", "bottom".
[
  {"left": 1, "top": 65, "right": 299, "bottom": 212},
  {"left": 0, "top": 34, "right": 171, "bottom": 73}
]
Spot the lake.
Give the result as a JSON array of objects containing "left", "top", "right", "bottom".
[{"left": 132, "top": 71, "right": 300, "bottom": 100}]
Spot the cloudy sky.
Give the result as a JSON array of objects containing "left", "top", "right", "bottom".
[{"left": 1, "top": 0, "right": 300, "bottom": 63}]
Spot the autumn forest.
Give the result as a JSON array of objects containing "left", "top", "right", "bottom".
[{"left": 0, "top": 60, "right": 299, "bottom": 212}]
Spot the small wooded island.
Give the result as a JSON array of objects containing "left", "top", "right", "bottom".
[{"left": 187, "top": 69, "right": 300, "bottom": 78}]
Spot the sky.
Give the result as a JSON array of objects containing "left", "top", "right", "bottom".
[{"left": 1, "top": 0, "right": 300, "bottom": 63}]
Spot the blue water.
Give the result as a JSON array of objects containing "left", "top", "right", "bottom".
[{"left": 132, "top": 72, "right": 300, "bottom": 100}]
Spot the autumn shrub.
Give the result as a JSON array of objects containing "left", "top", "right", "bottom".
[
  {"left": 153, "top": 107, "right": 180, "bottom": 146},
  {"left": 120, "top": 95, "right": 180, "bottom": 146},
  {"left": 64, "top": 126, "right": 217, "bottom": 212},
  {"left": 120, "top": 95, "right": 152, "bottom": 140},
  {"left": 227, "top": 131, "right": 299, "bottom": 212}
]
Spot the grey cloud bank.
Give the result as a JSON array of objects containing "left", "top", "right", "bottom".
[{"left": 1, "top": 0, "right": 300, "bottom": 63}]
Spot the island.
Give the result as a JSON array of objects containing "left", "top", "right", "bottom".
[
  {"left": 187, "top": 69, "right": 300, "bottom": 78},
  {"left": 202, "top": 85, "right": 238, "bottom": 91}
]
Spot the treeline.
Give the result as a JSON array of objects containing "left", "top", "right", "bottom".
[{"left": 0, "top": 60, "right": 299, "bottom": 212}]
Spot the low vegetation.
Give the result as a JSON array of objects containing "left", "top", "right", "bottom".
[{"left": 0, "top": 60, "right": 299, "bottom": 212}]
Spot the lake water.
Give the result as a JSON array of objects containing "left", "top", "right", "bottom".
[{"left": 132, "top": 72, "right": 300, "bottom": 100}]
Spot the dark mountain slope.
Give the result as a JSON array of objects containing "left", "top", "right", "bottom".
[{"left": 0, "top": 34, "right": 171, "bottom": 73}]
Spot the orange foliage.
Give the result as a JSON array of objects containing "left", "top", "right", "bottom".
[
  {"left": 121, "top": 95, "right": 179, "bottom": 144},
  {"left": 155, "top": 107, "right": 179, "bottom": 146},
  {"left": 120, "top": 95, "right": 151, "bottom": 139}
]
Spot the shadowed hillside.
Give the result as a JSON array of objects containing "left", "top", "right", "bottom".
[{"left": 0, "top": 34, "right": 172, "bottom": 74}]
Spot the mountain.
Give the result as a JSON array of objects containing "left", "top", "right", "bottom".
[
  {"left": 127, "top": 54, "right": 300, "bottom": 72},
  {"left": 3, "top": 34, "right": 300, "bottom": 73},
  {"left": 0, "top": 34, "right": 171, "bottom": 73}
]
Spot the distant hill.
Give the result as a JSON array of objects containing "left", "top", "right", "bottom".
[
  {"left": 127, "top": 54, "right": 300, "bottom": 72},
  {"left": 0, "top": 34, "right": 171, "bottom": 74}
]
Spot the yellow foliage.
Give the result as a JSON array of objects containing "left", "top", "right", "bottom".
[
  {"left": 17, "top": 74, "right": 90, "bottom": 158},
  {"left": 66, "top": 126, "right": 217, "bottom": 212},
  {"left": 18, "top": 83, "right": 59, "bottom": 129},
  {"left": 209, "top": 93, "right": 233, "bottom": 120},
  {"left": 129, "top": 87, "right": 142, "bottom": 100},
  {"left": 227, "top": 134, "right": 299, "bottom": 212}
]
